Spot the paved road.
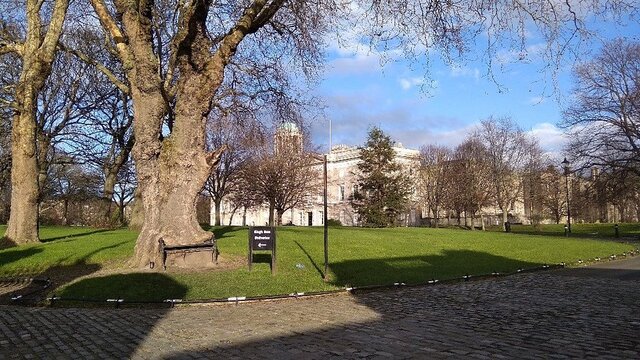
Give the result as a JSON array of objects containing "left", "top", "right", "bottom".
[{"left": 1, "top": 259, "right": 639, "bottom": 359}]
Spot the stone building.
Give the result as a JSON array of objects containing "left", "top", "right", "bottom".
[{"left": 211, "top": 123, "right": 422, "bottom": 227}]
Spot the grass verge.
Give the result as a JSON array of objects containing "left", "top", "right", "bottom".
[{"left": 1, "top": 224, "right": 637, "bottom": 303}]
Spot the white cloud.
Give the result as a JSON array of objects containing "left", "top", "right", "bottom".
[
  {"left": 399, "top": 77, "right": 425, "bottom": 90},
  {"left": 494, "top": 42, "right": 548, "bottom": 65},
  {"left": 392, "top": 123, "right": 479, "bottom": 150},
  {"left": 527, "top": 122, "right": 567, "bottom": 158},
  {"left": 528, "top": 96, "right": 546, "bottom": 105},
  {"left": 327, "top": 53, "right": 382, "bottom": 75},
  {"left": 450, "top": 65, "right": 480, "bottom": 81}
]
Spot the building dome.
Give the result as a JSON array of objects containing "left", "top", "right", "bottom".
[
  {"left": 277, "top": 121, "right": 300, "bottom": 134},
  {"left": 275, "top": 121, "right": 303, "bottom": 155}
]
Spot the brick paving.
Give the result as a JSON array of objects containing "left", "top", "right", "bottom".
[{"left": 1, "top": 260, "right": 639, "bottom": 359}]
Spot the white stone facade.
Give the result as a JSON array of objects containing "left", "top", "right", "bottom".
[{"left": 211, "top": 143, "right": 422, "bottom": 227}]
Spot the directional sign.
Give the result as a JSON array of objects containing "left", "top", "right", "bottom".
[
  {"left": 250, "top": 227, "right": 274, "bottom": 250},
  {"left": 248, "top": 226, "right": 276, "bottom": 274}
]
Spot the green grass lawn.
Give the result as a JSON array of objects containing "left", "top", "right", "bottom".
[
  {"left": 1, "top": 224, "right": 637, "bottom": 303},
  {"left": 487, "top": 222, "right": 640, "bottom": 238}
]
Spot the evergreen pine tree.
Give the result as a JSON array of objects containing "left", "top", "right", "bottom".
[{"left": 351, "top": 127, "right": 411, "bottom": 227}]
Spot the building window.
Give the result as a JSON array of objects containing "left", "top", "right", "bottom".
[
  {"left": 299, "top": 212, "right": 304, "bottom": 225},
  {"left": 339, "top": 185, "right": 345, "bottom": 201},
  {"left": 319, "top": 211, "right": 324, "bottom": 225}
]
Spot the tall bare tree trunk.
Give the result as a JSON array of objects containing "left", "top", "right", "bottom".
[
  {"left": 214, "top": 199, "right": 222, "bottom": 226},
  {"left": 102, "top": 137, "right": 133, "bottom": 226},
  {"left": 277, "top": 209, "right": 285, "bottom": 226},
  {"left": 432, "top": 208, "right": 439, "bottom": 228},
  {"left": 502, "top": 207, "right": 509, "bottom": 231},
  {"left": 6, "top": 108, "right": 40, "bottom": 244},
  {"left": 3, "top": 0, "right": 69, "bottom": 244},
  {"left": 128, "top": 188, "right": 144, "bottom": 231},
  {"left": 268, "top": 202, "right": 275, "bottom": 227},
  {"left": 469, "top": 212, "right": 475, "bottom": 231},
  {"left": 101, "top": 168, "right": 118, "bottom": 224}
]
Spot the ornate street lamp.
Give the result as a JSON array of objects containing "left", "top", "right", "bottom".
[{"left": 561, "top": 157, "right": 572, "bottom": 234}]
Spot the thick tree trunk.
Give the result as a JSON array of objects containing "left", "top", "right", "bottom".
[
  {"left": 276, "top": 209, "right": 285, "bottom": 226},
  {"left": 101, "top": 168, "right": 118, "bottom": 225},
  {"left": 4, "top": 0, "right": 69, "bottom": 244},
  {"left": 268, "top": 202, "right": 275, "bottom": 227},
  {"left": 502, "top": 209, "right": 509, "bottom": 231},
  {"left": 130, "top": 102, "right": 216, "bottom": 267},
  {"left": 432, "top": 207, "right": 439, "bottom": 228},
  {"left": 36, "top": 133, "right": 51, "bottom": 198},
  {"left": 128, "top": 188, "right": 144, "bottom": 231},
  {"left": 5, "top": 87, "right": 41, "bottom": 244},
  {"left": 63, "top": 198, "right": 69, "bottom": 226},
  {"left": 214, "top": 199, "right": 222, "bottom": 226},
  {"left": 129, "top": 88, "right": 224, "bottom": 267},
  {"left": 103, "top": 169, "right": 117, "bottom": 202}
]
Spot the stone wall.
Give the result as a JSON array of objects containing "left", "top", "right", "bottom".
[{"left": 39, "top": 199, "right": 113, "bottom": 227}]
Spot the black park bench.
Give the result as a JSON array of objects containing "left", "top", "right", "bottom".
[{"left": 159, "top": 237, "right": 219, "bottom": 271}]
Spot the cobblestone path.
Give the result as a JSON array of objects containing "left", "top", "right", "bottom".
[{"left": 1, "top": 260, "right": 639, "bottom": 359}]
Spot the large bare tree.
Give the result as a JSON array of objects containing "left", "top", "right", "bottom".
[
  {"left": 204, "top": 115, "right": 262, "bottom": 226},
  {"left": 77, "top": 0, "right": 637, "bottom": 266},
  {"left": 452, "top": 138, "right": 492, "bottom": 230},
  {"left": 477, "top": 117, "right": 542, "bottom": 230},
  {"left": 0, "top": 0, "right": 70, "bottom": 244},
  {"left": 249, "top": 155, "right": 320, "bottom": 226},
  {"left": 418, "top": 145, "right": 452, "bottom": 228},
  {"left": 563, "top": 38, "right": 640, "bottom": 176},
  {"left": 81, "top": 0, "right": 336, "bottom": 266},
  {"left": 539, "top": 164, "right": 567, "bottom": 224}
]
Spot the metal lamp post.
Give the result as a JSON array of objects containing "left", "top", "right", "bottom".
[
  {"left": 323, "top": 154, "right": 328, "bottom": 281},
  {"left": 561, "top": 157, "right": 572, "bottom": 234},
  {"left": 311, "top": 153, "right": 329, "bottom": 281}
]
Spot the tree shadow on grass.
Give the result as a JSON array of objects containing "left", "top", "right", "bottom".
[
  {"left": 210, "top": 225, "right": 240, "bottom": 240},
  {"left": 503, "top": 224, "right": 640, "bottom": 242},
  {"left": 294, "top": 240, "right": 324, "bottom": 278},
  {"left": 40, "top": 228, "right": 113, "bottom": 243},
  {"left": 58, "top": 272, "right": 188, "bottom": 303},
  {"left": 328, "top": 250, "right": 542, "bottom": 287},
  {"left": 0, "top": 246, "right": 43, "bottom": 267},
  {"left": 0, "top": 240, "right": 129, "bottom": 304}
]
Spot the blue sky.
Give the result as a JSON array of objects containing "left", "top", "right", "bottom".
[{"left": 309, "top": 15, "right": 640, "bottom": 159}]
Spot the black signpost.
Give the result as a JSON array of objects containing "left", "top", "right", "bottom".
[{"left": 248, "top": 226, "right": 276, "bottom": 274}]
